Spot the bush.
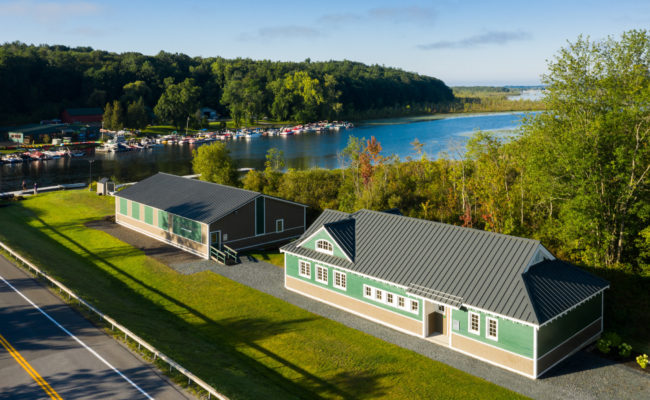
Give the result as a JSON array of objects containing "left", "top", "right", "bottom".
[
  {"left": 637, "top": 354, "right": 648, "bottom": 369},
  {"left": 602, "top": 332, "right": 622, "bottom": 348},
  {"left": 597, "top": 339, "right": 611, "bottom": 354},
  {"left": 618, "top": 343, "right": 632, "bottom": 358}
]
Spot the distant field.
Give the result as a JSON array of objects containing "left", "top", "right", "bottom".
[{"left": 0, "top": 191, "right": 526, "bottom": 400}]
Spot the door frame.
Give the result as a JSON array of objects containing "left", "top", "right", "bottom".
[{"left": 210, "top": 230, "right": 221, "bottom": 249}]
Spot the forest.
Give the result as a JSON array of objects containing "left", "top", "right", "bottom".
[
  {"left": 0, "top": 42, "right": 454, "bottom": 126},
  {"left": 192, "top": 31, "right": 649, "bottom": 349}
]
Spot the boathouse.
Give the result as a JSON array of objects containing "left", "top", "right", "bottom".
[
  {"left": 115, "top": 173, "right": 307, "bottom": 260},
  {"left": 61, "top": 107, "right": 103, "bottom": 123},
  {"left": 280, "top": 209, "right": 609, "bottom": 379}
]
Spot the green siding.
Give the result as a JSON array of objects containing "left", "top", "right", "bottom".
[
  {"left": 537, "top": 293, "right": 602, "bottom": 356},
  {"left": 119, "top": 198, "right": 127, "bottom": 215},
  {"left": 452, "top": 308, "right": 534, "bottom": 358},
  {"left": 144, "top": 206, "right": 153, "bottom": 225},
  {"left": 172, "top": 215, "right": 202, "bottom": 242},
  {"left": 255, "top": 197, "right": 265, "bottom": 235},
  {"left": 131, "top": 201, "right": 140, "bottom": 220},
  {"left": 302, "top": 229, "right": 349, "bottom": 260},
  {"left": 285, "top": 253, "right": 422, "bottom": 320},
  {"left": 158, "top": 210, "right": 169, "bottom": 230}
]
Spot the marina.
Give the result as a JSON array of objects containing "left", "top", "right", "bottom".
[{"left": 0, "top": 113, "right": 529, "bottom": 192}]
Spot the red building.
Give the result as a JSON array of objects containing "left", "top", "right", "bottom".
[{"left": 61, "top": 108, "right": 103, "bottom": 123}]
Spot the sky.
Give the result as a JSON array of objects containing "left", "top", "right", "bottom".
[{"left": 0, "top": 0, "right": 647, "bottom": 85}]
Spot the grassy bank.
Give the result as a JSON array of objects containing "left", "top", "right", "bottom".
[{"left": 0, "top": 191, "right": 524, "bottom": 400}]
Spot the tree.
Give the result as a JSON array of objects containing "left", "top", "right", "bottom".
[
  {"left": 519, "top": 30, "right": 650, "bottom": 268},
  {"left": 192, "top": 142, "right": 238, "bottom": 186},
  {"left": 103, "top": 102, "right": 113, "bottom": 130},
  {"left": 109, "top": 100, "right": 124, "bottom": 131},
  {"left": 126, "top": 97, "right": 148, "bottom": 129},
  {"left": 264, "top": 148, "right": 285, "bottom": 172},
  {"left": 154, "top": 78, "right": 200, "bottom": 129}
]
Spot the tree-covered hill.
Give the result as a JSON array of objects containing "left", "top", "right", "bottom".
[{"left": 0, "top": 42, "right": 454, "bottom": 125}]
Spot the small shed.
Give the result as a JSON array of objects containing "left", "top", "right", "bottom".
[{"left": 96, "top": 178, "right": 114, "bottom": 196}]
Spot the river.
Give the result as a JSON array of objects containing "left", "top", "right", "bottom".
[{"left": 0, "top": 111, "right": 535, "bottom": 192}]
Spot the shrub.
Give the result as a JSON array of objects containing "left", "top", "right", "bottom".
[
  {"left": 602, "top": 332, "right": 622, "bottom": 348},
  {"left": 637, "top": 354, "right": 648, "bottom": 369},
  {"left": 596, "top": 339, "right": 611, "bottom": 354},
  {"left": 618, "top": 343, "right": 632, "bottom": 358}
]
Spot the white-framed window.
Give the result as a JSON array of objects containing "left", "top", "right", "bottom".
[
  {"left": 315, "top": 265, "right": 328, "bottom": 284},
  {"left": 315, "top": 239, "right": 333, "bottom": 255},
  {"left": 276, "top": 219, "right": 284, "bottom": 233},
  {"left": 298, "top": 260, "right": 311, "bottom": 278},
  {"left": 364, "top": 285, "right": 372, "bottom": 298},
  {"left": 386, "top": 293, "right": 394, "bottom": 305},
  {"left": 468, "top": 312, "right": 480, "bottom": 335},
  {"left": 486, "top": 317, "right": 498, "bottom": 341},
  {"left": 410, "top": 300, "right": 419, "bottom": 313},
  {"left": 398, "top": 296, "right": 405, "bottom": 308},
  {"left": 333, "top": 270, "right": 346, "bottom": 290},
  {"left": 375, "top": 289, "right": 383, "bottom": 301}
]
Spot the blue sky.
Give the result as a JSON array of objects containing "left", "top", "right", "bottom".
[{"left": 0, "top": 0, "right": 647, "bottom": 85}]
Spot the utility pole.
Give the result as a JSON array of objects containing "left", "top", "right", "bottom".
[
  {"left": 88, "top": 159, "right": 95, "bottom": 191},
  {"left": 186, "top": 116, "right": 190, "bottom": 135}
]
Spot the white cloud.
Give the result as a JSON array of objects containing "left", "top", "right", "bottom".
[{"left": 418, "top": 30, "right": 532, "bottom": 50}]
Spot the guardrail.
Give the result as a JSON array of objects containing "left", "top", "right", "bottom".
[{"left": 0, "top": 240, "right": 228, "bottom": 400}]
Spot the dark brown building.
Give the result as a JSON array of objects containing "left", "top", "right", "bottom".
[{"left": 115, "top": 173, "right": 307, "bottom": 260}]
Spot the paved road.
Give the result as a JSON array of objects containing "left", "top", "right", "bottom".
[{"left": 0, "top": 255, "right": 193, "bottom": 400}]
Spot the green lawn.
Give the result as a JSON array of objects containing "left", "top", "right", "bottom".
[
  {"left": 0, "top": 191, "right": 525, "bottom": 400},
  {"left": 242, "top": 250, "right": 285, "bottom": 267}
]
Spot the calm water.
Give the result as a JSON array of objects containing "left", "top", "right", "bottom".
[{"left": 0, "top": 112, "right": 534, "bottom": 192}]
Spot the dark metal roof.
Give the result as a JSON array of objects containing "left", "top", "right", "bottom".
[
  {"left": 324, "top": 219, "right": 355, "bottom": 261},
  {"left": 282, "top": 208, "right": 609, "bottom": 325},
  {"left": 116, "top": 173, "right": 260, "bottom": 224},
  {"left": 524, "top": 260, "right": 609, "bottom": 323}
]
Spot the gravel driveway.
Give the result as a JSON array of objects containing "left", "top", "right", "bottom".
[{"left": 93, "top": 221, "right": 650, "bottom": 400}]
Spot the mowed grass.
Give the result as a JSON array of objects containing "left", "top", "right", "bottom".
[
  {"left": 0, "top": 192, "right": 526, "bottom": 400},
  {"left": 242, "top": 250, "right": 285, "bottom": 267}
]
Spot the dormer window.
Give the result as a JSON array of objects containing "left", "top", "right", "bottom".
[{"left": 316, "top": 239, "right": 333, "bottom": 255}]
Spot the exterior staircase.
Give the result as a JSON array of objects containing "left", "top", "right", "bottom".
[{"left": 210, "top": 244, "right": 239, "bottom": 265}]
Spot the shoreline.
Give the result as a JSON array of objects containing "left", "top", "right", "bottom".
[{"left": 359, "top": 110, "right": 543, "bottom": 126}]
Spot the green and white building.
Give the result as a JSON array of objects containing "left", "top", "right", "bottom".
[{"left": 280, "top": 209, "right": 609, "bottom": 379}]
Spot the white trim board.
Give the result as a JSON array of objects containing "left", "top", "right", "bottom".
[
  {"left": 287, "top": 276, "right": 423, "bottom": 324},
  {"left": 450, "top": 338, "right": 536, "bottom": 379},
  {"left": 296, "top": 227, "right": 354, "bottom": 263},
  {"left": 450, "top": 332, "right": 534, "bottom": 360},
  {"left": 537, "top": 318, "right": 602, "bottom": 359},
  {"left": 538, "top": 289, "right": 608, "bottom": 328},
  {"left": 285, "top": 282, "right": 423, "bottom": 338}
]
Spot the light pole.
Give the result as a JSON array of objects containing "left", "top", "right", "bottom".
[{"left": 88, "top": 159, "right": 95, "bottom": 191}]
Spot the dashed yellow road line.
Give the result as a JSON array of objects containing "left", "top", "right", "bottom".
[{"left": 0, "top": 332, "right": 63, "bottom": 400}]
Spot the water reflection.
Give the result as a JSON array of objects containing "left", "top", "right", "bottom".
[{"left": 1, "top": 112, "right": 533, "bottom": 192}]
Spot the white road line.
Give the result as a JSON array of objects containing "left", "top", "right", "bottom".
[{"left": 0, "top": 275, "right": 155, "bottom": 400}]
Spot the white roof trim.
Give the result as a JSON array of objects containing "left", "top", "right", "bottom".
[
  {"left": 538, "top": 288, "right": 609, "bottom": 328},
  {"left": 295, "top": 227, "right": 354, "bottom": 263},
  {"left": 523, "top": 244, "right": 555, "bottom": 273}
]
